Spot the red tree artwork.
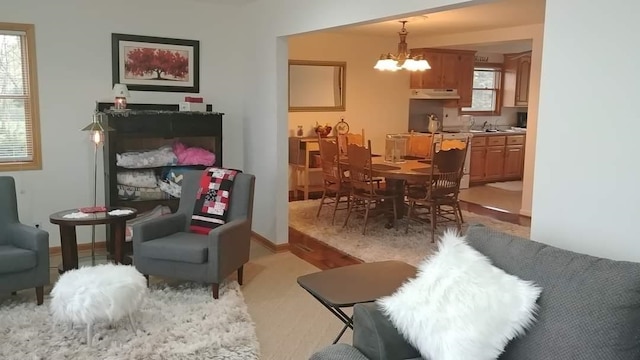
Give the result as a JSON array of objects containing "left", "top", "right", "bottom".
[{"left": 124, "top": 47, "right": 189, "bottom": 81}]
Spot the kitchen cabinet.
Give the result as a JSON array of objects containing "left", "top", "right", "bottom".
[
  {"left": 503, "top": 51, "right": 532, "bottom": 107},
  {"left": 409, "top": 48, "right": 475, "bottom": 107},
  {"left": 484, "top": 146, "right": 506, "bottom": 180},
  {"left": 504, "top": 145, "right": 525, "bottom": 178},
  {"left": 469, "top": 146, "right": 486, "bottom": 182},
  {"left": 457, "top": 53, "right": 475, "bottom": 107},
  {"left": 469, "top": 134, "right": 526, "bottom": 184}
]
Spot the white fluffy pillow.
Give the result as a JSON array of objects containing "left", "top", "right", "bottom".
[{"left": 378, "top": 230, "right": 541, "bottom": 360}]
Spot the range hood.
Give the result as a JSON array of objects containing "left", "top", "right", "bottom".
[{"left": 410, "top": 88, "right": 460, "bottom": 100}]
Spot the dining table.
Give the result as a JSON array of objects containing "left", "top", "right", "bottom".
[{"left": 340, "top": 157, "right": 434, "bottom": 227}]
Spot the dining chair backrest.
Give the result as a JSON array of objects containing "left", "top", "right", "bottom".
[
  {"left": 407, "top": 133, "right": 433, "bottom": 158},
  {"left": 428, "top": 137, "right": 469, "bottom": 198},
  {"left": 318, "top": 136, "right": 343, "bottom": 185},
  {"left": 346, "top": 140, "right": 376, "bottom": 195},
  {"left": 338, "top": 129, "right": 365, "bottom": 156}
]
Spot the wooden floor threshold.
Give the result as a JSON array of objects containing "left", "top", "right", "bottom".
[
  {"left": 458, "top": 200, "right": 531, "bottom": 227},
  {"left": 289, "top": 227, "right": 361, "bottom": 270}
]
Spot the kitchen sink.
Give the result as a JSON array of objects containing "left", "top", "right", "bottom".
[
  {"left": 469, "top": 128, "right": 526, "bottom": 133},
  {"left": 470, "top": 129, "right": 503, "bottom": 133}
]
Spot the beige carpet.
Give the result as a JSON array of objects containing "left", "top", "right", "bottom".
[
  {"left": 242, "top": 251, "right": 352, "bottom": 359},
  {"left": 290, "top": 199, "right": 530, "bottom": 266}
]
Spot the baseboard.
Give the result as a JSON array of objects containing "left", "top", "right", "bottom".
[
  {"left": 252, "top": 231, "right": 289, "bottom": 253},
  {"left": 50, "top": 241, "right": 107, "bottom": 255}
]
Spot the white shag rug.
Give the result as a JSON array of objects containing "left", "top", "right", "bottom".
[
  {"left": 485, "top": 181, "right": 523, "bottom": 192},
  {"left": 290, "top": 199, "right": 530, "bottom": 266},
  {"left": 0, "top": 281, "right": 260, "bottom": 360}
]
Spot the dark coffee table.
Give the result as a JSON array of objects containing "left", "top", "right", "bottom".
[{"left": 297, "top": 260, "right": 416, "bottom": 344}]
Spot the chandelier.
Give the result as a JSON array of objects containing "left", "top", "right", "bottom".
[{"left": 374, "top": 21, "right": 430, "bottom": 72}]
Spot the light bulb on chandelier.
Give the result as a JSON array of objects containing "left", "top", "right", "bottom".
[{"left": 374, "top": 21, "right": 430, "bottom": 72}]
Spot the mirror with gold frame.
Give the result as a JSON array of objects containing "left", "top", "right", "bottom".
[{"left": 288, "top": 60, "right": 346, "bottom": 112}]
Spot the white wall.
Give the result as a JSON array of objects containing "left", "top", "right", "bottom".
[
  {"left": 532, "top": 0, "right": 640, "bottom": 261},
  {"left": 288, "top": 33, "right": 411, "bottom": 152},
  {"left": 241, "top": 0, "right": 480, "bottom": 244},
  {"left": 288, "top": 32, "right": 411, "bottom": 191},
  {"left": 3, "top": 0, "right": 245, "bottom": 247}
]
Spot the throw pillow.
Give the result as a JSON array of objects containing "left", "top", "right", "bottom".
[{"left": 378, "top": 230, "right": 542, "bottom": 360}]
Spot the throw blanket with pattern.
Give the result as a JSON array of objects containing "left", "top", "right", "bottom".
[{"left": 190, "top": 167, "right": 239, "bottom": 235}]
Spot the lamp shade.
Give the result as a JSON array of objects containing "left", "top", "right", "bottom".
[{"left": 112, "top": 83, "right": 130, "bottom": 98}]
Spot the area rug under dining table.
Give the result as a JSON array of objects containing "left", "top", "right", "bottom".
[
  {"left": 289, "top": 199, "right": 530, "bottom": 266},
  {"left": 0, "top": 281, "right": 260, "bottom": 359}
]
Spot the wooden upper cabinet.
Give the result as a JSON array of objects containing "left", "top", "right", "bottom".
[
  {"left": 515, "top": 56, "right": 531, "bottom": 106},
  {"left": 440, "top": 53, "right": 460, "bottom": 89},
  {"left": 457, "top": 53, "right": 475, "bottom": 108},
  {"left": 503, "top": 51, "right": 532, "bottom": 107},
  {"left": 409, "top": 48, "right": 475, "bottom": 107},
  {"left": 418, "top": 51, "right": 443, "bottom": 89}
]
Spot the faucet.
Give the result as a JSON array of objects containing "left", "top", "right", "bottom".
[{"left": 482, "top": 121, "right": 489, "bottom": 130}]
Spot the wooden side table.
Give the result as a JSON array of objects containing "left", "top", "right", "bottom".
[{"left": 49, "top": 207, "right": 137, "bottom": 273}]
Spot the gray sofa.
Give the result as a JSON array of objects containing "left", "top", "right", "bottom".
[
  {"left": 311, "top": 224, "right": 640, "bottom": 360},
  {"left": 0, "top": 176, "right": 49, "bottom": 305}
]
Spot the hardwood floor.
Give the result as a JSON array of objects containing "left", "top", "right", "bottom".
[
  {"left": 288, "top": 194, "right": 530, "bottom": 270},
  {"left": 459, "top": 200, "right": 531, "bottom": 227},
  {"left": 289, "top": 227, "right": 362, "bottom": 270}
]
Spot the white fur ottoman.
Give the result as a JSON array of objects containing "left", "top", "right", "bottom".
[{"left": 50, "top": 263, "right": 147, "bottom": 346}]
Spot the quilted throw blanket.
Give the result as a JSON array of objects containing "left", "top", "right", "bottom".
[{"left": 190, "top": 167, "right": 239, "bottom": 235}]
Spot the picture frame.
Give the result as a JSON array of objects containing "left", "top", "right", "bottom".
[{"left": 111, "top": 33, "right": 200, "bottom": 93}]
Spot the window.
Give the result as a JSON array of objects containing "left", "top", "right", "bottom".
[
  {"left": 461, "top": 66, "right": 502, "bottom": 115},
  {"left": 0, "top": 23, "right": 41, "bottom": 171}
]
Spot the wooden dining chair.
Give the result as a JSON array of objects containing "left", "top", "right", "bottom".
[
  {"left": 337, "top": 128, "right": 365, "bottom": 157},
  {"left": 407, "top": 132, "right": 433, "bottom": 159},
  {"left": 343, "top": 140, "right": 397, "bottom": 235},
  {"left": 404, "top": 137, "right": 469, "bottom": 241},
  {"left": 316, "top": 136, "right": 351, "bottom": 225}
]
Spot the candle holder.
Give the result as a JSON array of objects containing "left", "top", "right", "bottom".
[{"left": 112, "top": 84, "right": 130, "bottom": 110}]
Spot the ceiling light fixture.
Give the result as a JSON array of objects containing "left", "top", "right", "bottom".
[{"left": 374, "top": 21, "right": 430, "bottom": 72}]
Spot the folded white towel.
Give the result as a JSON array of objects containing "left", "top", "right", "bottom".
[
  {"left": 63, "top": 212, "right": 89, "bottom": 219},
  {"left": 108, "top": 209, "right": 135, "bottom": 216}
]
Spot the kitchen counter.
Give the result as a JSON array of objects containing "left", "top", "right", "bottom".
[{"left": 469, "top": 130, "right": 526, "bottom": 137}]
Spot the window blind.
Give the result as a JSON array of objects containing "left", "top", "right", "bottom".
[{"left": 0, "top": 29, "right": 33, "bottom": 163}]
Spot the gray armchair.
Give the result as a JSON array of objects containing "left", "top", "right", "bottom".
[
  {"left": 132, "top": 169, "right": 255, "bottom": 299},
  {"left": 0, "top": 176, "right": 49, "bottom": 305}
]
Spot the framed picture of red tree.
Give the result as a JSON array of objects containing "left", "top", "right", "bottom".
[{"left": 111, "top": 33, "right": 199, "bottom": 93}]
